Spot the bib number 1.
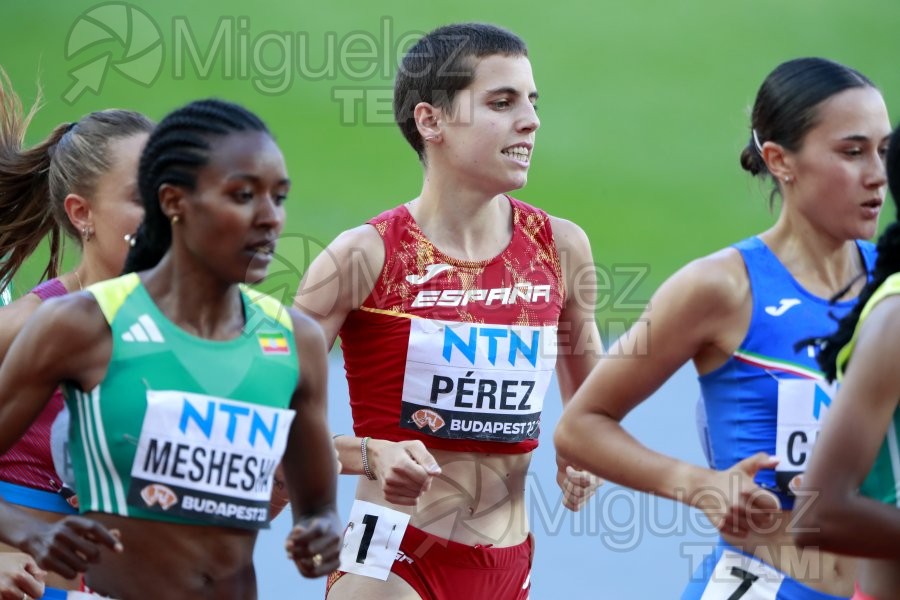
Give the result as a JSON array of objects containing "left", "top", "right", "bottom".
[
  {"left": 338, "top": 500, "right": 410, "bottom": 580},
  {"left": 355, "top": 514, "right": 379, "bottom": 564}
]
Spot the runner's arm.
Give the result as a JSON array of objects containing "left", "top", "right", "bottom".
[
  {"left": 794, "top": 297, "right": 900, "bottom": 557},
  {"left": 294, "top": 226, "right": 440, "bottom": 504},
  {"left": 550, "top": 217, "right": 603, "bottom": 404},
  {"left": 550, "top": 217, "right": 604, "bottom": 510},
  {"left": 0, "top": 295, "right": 121, "bottom": 573},
  {"left": 0, "top": 294, "right": 42, "bottom": 365},
  {"left": 294, "top": 225, "right": 384, "bottom": 349},
  {"left": 0, "top": 294, "right": 110, "bottom": 454},
  {"left": 555, "top": 252, "right": 780, "bottom": 533},
  {"left": 283, "top": 310, "right": 341, "bottom": 577}
]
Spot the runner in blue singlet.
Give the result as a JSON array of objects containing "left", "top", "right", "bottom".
[{"left": 557, "top": 57, "right": 892, "bottom": 599}]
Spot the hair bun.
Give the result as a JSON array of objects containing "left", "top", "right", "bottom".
[{"left": 739, "top": 141, "right": 767, "bottom": 176}]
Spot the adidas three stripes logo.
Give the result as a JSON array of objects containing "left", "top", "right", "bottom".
[{"left": 121, "top": 315, "right": 165, "bottom": 343}]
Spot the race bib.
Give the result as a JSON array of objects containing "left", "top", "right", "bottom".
[
  {"left": 400, "top": 319, "right": 556, "bottom": 443},
  {"left": 50, "top": 406, "right": 78, "bottom": 508},
  {"left": 338, "top": 500, "right": 410, "bottom": 580},
  {"left": 774, "top": 379, "right": 837, "bottom": 493},
  {"left": 699, "top": 549, "right": 784, "bottom": 599},
  {"left": 128, "top": 390, "right": 294, "bottom": 529}
]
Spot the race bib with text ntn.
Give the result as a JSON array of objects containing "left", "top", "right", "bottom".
[
  {"left": 129, "top": 390, "right": 295, "bottom": 529},
  {"left": 400, "top": 319, "right": 557, "bottom": 443},
  {"left": 774, "top": 379, "right": 837, "bottom": 494}
]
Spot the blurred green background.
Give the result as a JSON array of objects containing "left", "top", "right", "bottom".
[
  {"left": 3, "top": 3, "right": 898, "bottom": 598},
  {"left": 2, "top": 0, "right": 898, "bottom": 331}
]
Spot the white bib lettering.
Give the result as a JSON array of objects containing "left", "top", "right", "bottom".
[
  {"left": 129, "top": 390, "right": 294, "bottom": 529},
  {"left": 339, "top": 499, "right": 410, "bottom": 580},
  {"left": 400, "top": 319, "right": 556, "bottom": 443},
  {"left": 774, "top": 380, "right": 837, "bottom": 493}
]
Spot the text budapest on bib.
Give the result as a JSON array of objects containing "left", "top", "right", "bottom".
[
  {"left": 400, "top": 319, "right": 557, "bottom": 443},
  {"left": 129, "top": 390, "right": 295, "bottom": 529}
]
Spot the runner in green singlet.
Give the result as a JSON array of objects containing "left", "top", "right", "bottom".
[{"left": 0, "top": 99, "right": 341, "bottom": 599}]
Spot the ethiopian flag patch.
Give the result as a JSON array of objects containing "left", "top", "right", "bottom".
[{"left": 258, "top": 332, "right": 290, "bottom": 355}]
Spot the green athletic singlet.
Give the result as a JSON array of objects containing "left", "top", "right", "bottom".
[
  {"left": 837, "top": 272, "right": 900, "bottom": 507},
  {"left": 63, "top": 273, "right": 299, "bottom": 529}
]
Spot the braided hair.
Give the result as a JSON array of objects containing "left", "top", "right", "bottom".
[
  {"left": 817, "top": 129, "right": 900, "bottom": 381},
  {"left": 124, "top": 99, "right": 269, "bottom": 273}
]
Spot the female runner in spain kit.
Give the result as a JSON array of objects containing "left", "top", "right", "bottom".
[{"left": 296, "top": 23, "right": 603, "bottom": 600}]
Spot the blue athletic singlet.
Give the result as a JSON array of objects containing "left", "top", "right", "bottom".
[
  {"left": 687, "top": 236, "right": 874, "bottom": 600},
  {"left": 682, "top": 539, "right": 848, "bottom": 600},
  {"left": 697, "top": 237, "right": 876, "bottom": 509}
]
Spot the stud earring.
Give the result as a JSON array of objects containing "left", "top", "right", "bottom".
[
  {"left": 124, "top": 233, "right": 137, "bottom": 247},
  {"left": 81, "top": 225, "right": 94, "bottom": 242},
  {"left": 170, "top": 215, "right": 181, "bottom": 225}
]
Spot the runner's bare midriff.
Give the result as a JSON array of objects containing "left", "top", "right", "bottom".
[
  {"left": 84, "top": 513, "right": 258, "bottom": 600},
  {"left": 356, "top": 448, "right": 532, "bottom": 548},
  {"left": 721, "top": 511, "right": 855, "bottom": 596}
]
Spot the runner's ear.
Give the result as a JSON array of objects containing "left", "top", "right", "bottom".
[{"left": 158, "top": 183, "right": 186, "bottom": 221}]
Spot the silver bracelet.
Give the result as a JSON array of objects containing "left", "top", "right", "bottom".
[{"left": 361, "top": 436, "right": 376, "bottom": 480}]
